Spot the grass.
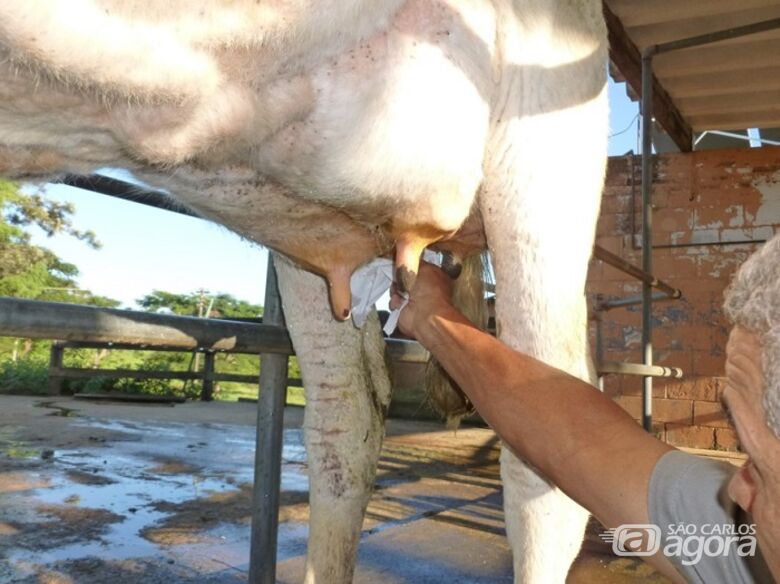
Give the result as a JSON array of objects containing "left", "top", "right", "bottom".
[
  {"left": 216, "top": 382, "right": 306, "bottom": 406},
  {"left": 0, "top": 350, "right": 306, "bottom": 406}
]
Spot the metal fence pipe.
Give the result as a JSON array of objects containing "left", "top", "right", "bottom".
[
  {"left": 598, "top": 291, "right": 678, "bottom": 312},
  {"left": 598, "top": 362, "right": 683, "bottom": 379},
  {"left": 640, "top": 54, "right": 654, "bottom": 432},
  {"left": 0, "top": 297, "right": 293, "bottom": 354},
  {"left": 592, "top": 246, "right": 680, "bottom": 299}
]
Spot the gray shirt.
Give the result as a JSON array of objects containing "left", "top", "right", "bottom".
[{"left": 648, "top": 449, "right": 773, "bottom": 583}]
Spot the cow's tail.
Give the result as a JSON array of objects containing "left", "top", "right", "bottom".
[{"left": 424, "top": 251, "right": 491, "bottom": 426}]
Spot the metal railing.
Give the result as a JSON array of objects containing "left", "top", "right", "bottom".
[
  {"left": 0, "top": 277, "right": 428, "bottom": 584},
  {"left": 46, "top": 340, "right": 304, "bottom": 401}
]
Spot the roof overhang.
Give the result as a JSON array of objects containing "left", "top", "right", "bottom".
[{"left": 604, "top": 0, "right": 780, "bottom": 152}]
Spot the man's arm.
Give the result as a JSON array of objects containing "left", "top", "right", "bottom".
[{"left": 394, "top": 264, "right": 680, "bottom": 578}]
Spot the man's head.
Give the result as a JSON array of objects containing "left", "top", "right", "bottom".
[
  {"left": 723, "top": 233, "right": 780, "bottom": 438},
  {"left": 722, "top": 234, "right": 780, "bottom": 574}
]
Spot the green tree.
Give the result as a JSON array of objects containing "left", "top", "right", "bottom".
[
  {"left": 137, "top": 290, "right": 263, "bottom": 319},
  {"left": 0, "top": 180, "right": 114, "bottom": 305}
]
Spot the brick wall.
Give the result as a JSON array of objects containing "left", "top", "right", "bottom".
[{"left": 589, "top": 146, "right": 780, "bottom": 450}]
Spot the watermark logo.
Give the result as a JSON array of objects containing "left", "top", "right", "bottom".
[
  {"left": 600, "top": 523, "right": 758, "bottom": 566},
  {"left": 600, "top": 524, "right": 661, "bottom": 556}
]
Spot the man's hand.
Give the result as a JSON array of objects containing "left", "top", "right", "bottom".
[{"left": 389, "top": 262, "right": 457, "bottom": 339}]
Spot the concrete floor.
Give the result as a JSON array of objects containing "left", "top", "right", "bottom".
[{"left": 0, "top": 395, "right": 670, "bottom": 583}]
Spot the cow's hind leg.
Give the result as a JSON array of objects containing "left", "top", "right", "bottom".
[
  {"left": 484, "top": 132, "right": 604, "bottom": 580},
  {"left": 480, "top": 4, "right": 608, "bottom": 578},
  {"left": 274, "top": 255, "right": 392, "bottom": 584}
]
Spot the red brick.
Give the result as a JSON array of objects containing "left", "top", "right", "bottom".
[
  {"left": 686, "top": 325, "right": 727, "bottom": 351},
  {"left": 665, "top": 424, "right": 715, "bottom": 449},
  {"left": 691, "top": 351, "right": 727, "bottom": 377},
  {"left": 654, "top": 326, "right": 687, "bottom": 351},
  {"left": 653, "top": 231, "right": 674, "bottom": 246},
  {"left": 653, "top": 398, "right": 693, "bottom": 424},
  {"left": 697, "top": 251, "right": 751, "bottom": 280},
  {"left": 598, "top": 149, "right": 779, "bottom": 447},
  {"left": 691, "top": 205, "right": 739, "bottom": 230},
  {"left": 587, "top": 260, "right": 603, "bottom": 282},
  {"left": 614, "top": 377, "right": 666, "bottom": 399},
  {"left": 655, "top": 208, "right": 694, "bottom": 233},
  {"left": 702, "top": 187, "right": 761, "bottom": 209},
  {"left": 694, "top": 400, "right": 731, "bottom": 428},
  {"left": 600, "top": 198, "right": 627, "bottom": 212},
  {"left": 614, "top": 395, "right": 641, "bottom": 418},
  {"left": 662, "top": 185, "right": 697, "bottom": 208},
  {"left": 601, "top": 376, "right": 622, "bottom": 397},
  {"left": 666, "top": 377, "right": 719, "bottom": 401},
  {"left": 651, "top": 253, "right": 697, "bottom": 280},
  {"left": 715, "top": 428, "right": 741, "bottom": 452},
  {"left": 587, "top": 279, "right": 624, "bottom": 295},
  {"left": 599, "top": 261, "right": 636, "bottom": 282},
  {"left": 595, "top": 235, "right": 624, "bottom": 256},
  {"left": 669, "top": 276, "right": 726, "bottom": 294},
  {"left": 597, "top": 213, "right": 631, "bottom": 236}
]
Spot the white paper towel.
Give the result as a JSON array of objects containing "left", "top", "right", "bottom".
[
  {"left": 350, "top": 250, "right": 442, "bottom": 334},
  {"left": 350, "top": 258, "right": 394, "bottom": 328}
]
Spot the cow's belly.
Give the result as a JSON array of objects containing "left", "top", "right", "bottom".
[
  {"left": 252, "top": 0, "right": 495, "bottom": 237},
  {"left": 0, "top": 0, "right": 496, "bottom": 318},
  {"left": 160, "top": 0, "right": 498, "bottom": 315}
]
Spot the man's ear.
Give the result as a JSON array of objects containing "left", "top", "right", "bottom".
[{"left": 727, "top": 463, "right": 756, "bottom": 513}]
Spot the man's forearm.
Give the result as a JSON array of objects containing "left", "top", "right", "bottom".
[{"left": 417, "top": 305, "right": 671, "bottom": 529}]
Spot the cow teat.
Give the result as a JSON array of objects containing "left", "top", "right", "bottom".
[
  {"left": 394, "top": 232, "right": 442, "bottom": 294},
  {"left": 326, "top": 264, "right": 353, "bottom": 321}
]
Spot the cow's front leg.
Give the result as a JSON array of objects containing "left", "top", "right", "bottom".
[{"left": 275, "top": 255, "right": 392, "bottom": 584}]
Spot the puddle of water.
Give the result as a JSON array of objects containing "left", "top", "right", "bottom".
[
  {"left": 3, "top": 417, "right": 311, "bottom": 573},
  {"left": 158, "top": 522, "right": 253, "bottom": 574},
  {"left": 35, "top": 401, "right": 80, "bottom": 417},
  {"left": 73, "top": 419, "right": 309, "bottom": 492},
  {"left": 6, "top": 447, "right": 240, "bottom": 565}
]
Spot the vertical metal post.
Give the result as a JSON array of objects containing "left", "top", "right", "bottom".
[
  {"left": 48, "top": 342, "right": 65, "bottom": 395},
  {"left": 249, "top": 255, "right": 289, "bottom": 583},
  {"left": 201, "top": 352, "right": 215, "bottom": 401},
  {"left": 594, "top": 309, "right": 605, "bottom": 392},
  {"left": 640, "top": 53, "right": 655, "bottom": 432}
]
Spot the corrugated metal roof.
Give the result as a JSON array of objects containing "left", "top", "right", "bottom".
[{"left": 605, "top": 0, "right": 780, "bottom": 137}]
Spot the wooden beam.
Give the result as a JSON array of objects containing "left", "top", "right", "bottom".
[
  {"left": 52, "top": 366, "right": 202, "bottom": 381},
  {"left": 690, "top": 108, "right": 780, "bottom": 131},
  {"left": 626, "top": 5, "right": 780, "bottom": 49},
  {"left": 607, "top": 0, "right": 779, "bottom": 29},
  {"left": 677, "top": 89, "right": 780, "bottom": 116},
  {"left": 654, "top": 37, "right": 780, "bottom": 77},
  {"left": 664, "top": 65, "right": 780, "bottom": 98},
  {"left": 604, "top": 2, "right": 693, "bottom": 152}
]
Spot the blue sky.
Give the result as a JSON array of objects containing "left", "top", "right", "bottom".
[{"left": 27, "top": 77, "right": 639, "bottom": 309}]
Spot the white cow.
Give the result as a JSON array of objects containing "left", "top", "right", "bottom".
[{"left": 0, "top": 1, "right": 608, "bottom": 581}]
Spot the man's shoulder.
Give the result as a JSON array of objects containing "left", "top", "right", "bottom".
[{"left": 647, "top": 449, "right": 771, "bottom": 583}]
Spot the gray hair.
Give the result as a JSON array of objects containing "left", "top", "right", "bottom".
[{"left": 723, "top": 233, "right": 780, "bottom": 438}]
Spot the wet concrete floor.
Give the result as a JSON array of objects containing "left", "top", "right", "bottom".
[{"left": 0, "top": 395, "right": 670, "bottom": 583}]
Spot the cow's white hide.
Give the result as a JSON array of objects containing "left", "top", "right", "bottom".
[{"left": 0, "top": 1, "right": 608, "bottom": 581}]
